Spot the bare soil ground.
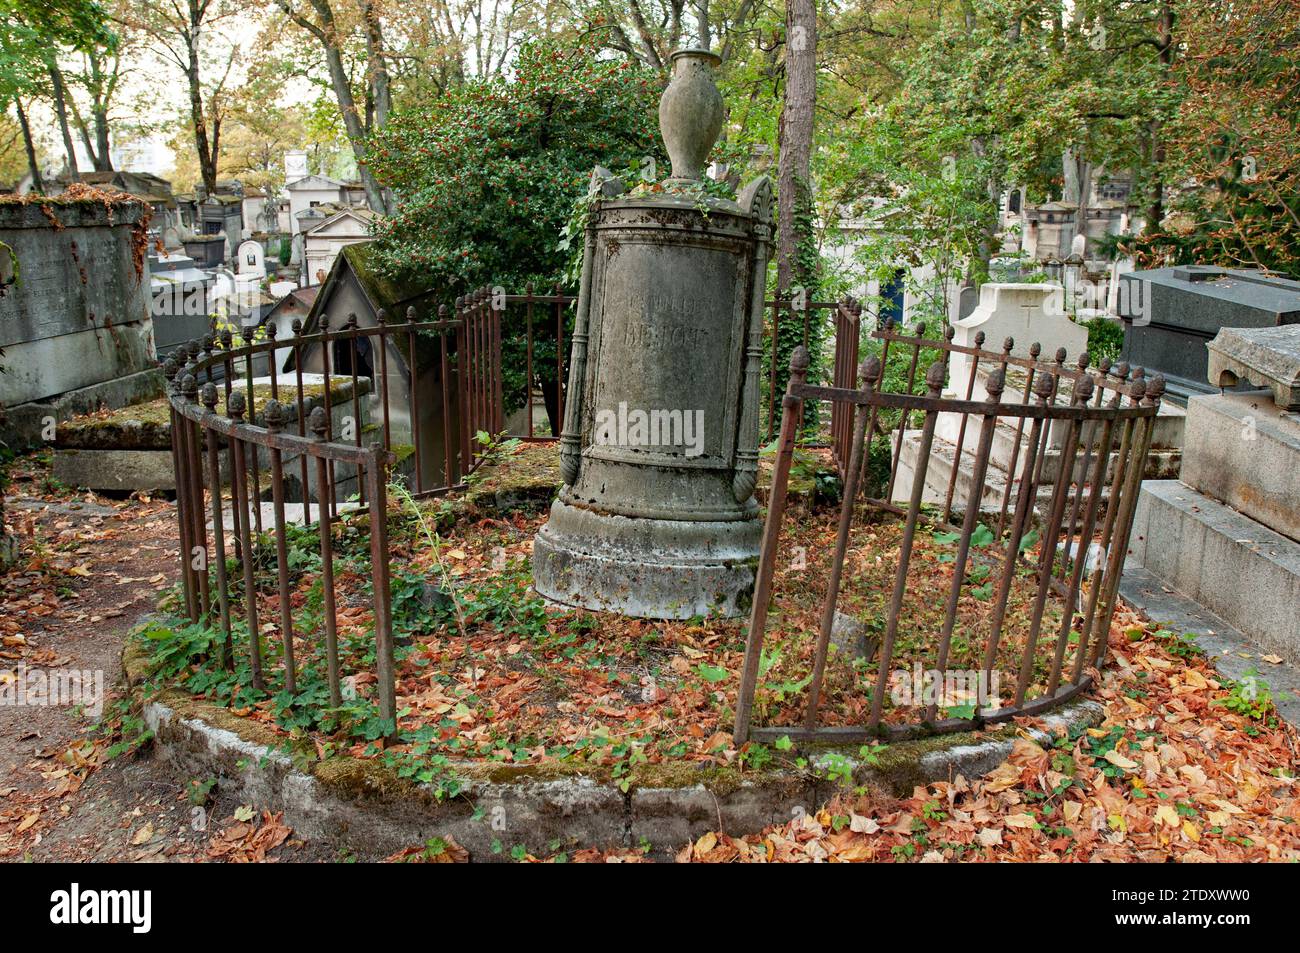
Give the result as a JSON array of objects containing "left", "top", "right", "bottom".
[{"left": 0, "top": 455, "right": 325, "bottom": 862}]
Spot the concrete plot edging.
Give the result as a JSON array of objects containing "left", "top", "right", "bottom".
[{"left": 131, "top": 645, "right": 1104, "bottom": 860}]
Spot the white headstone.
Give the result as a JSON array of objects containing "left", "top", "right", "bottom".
[
  {"left": 284, "top": 150, "right": 309, "bottom": 180},
  {"left": 237, "top": 239, "right": 266, "bottom": 278},
  {"left": 162, "top": 226, "right": 183, "bottom": 251},
  {"left": 1070, "top": 232, "right": 1087, "bottom": 257},
  {"left": 948, "top": 282, "right": 1088, "bottom": 397}
]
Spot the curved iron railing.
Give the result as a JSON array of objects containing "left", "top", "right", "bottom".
[
  {"left": 163, "top": 288, "right": 572, "bottom": 730},
  {"left": 735, "top": 307, "right": 1166, "bottom": 743}
]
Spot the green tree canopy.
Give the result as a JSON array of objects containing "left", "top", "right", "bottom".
[{"left": 368, "top": 38, "right": 662, "bottom": 294}]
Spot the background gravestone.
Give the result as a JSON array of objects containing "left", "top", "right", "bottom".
[{"left": 0, "top": 195, "right": 159, "bottom": 444}]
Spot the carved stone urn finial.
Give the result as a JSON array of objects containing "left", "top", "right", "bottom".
[{"left": 659, "top": 49, "right": 724, "bottom": 184}]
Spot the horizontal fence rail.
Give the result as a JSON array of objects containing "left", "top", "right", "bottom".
[
  {"left": 735, "top": 326, "right": 1166, "bottom": 744},
  {"left": 163, "top": 287, "right": 573, "bottom": 735}
]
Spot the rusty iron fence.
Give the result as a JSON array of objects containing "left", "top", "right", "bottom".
[
  {"left": 735, "top": 325, "right": 1166, "bottom": 744},
  {"left": 763, "top": 295, "right": 844, "bottom": 439},
  {"left": 164, "top": 287, "right": 573, "bottom": 730}
]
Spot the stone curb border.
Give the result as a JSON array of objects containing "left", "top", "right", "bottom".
[{"left": 130, "top": 642, "right": 1103, "bottom": 861}]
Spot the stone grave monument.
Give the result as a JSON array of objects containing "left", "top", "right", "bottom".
[
  {"left": 237, "top": 238, "right": 267, "bottom": 279},
  {"left": 0, "top": 194, "right": 161, "bottom": 447},
  {"left": 1127, "top": 324, "right": 1300, "bottom": 662},
  {"left": 532, "top": 49, "right": 771, "bottom": 619},
  {"left": 1117, "top": 265, "right": 1300, "bottom": 404}
]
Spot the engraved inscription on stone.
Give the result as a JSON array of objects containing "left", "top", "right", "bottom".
[{"left": 593, "top": 241, "right": 739, "bottom": 460}]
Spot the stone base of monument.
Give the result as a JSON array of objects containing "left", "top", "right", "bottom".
[
  {"left": 0, "top": 367, "right": 166, "bottom": 452},
  {"left": 1128, "top": 326, "right": 1300, "bottom": 663},
  {"left": 532, "top": 499, "right": 761, "bottom": 620}
]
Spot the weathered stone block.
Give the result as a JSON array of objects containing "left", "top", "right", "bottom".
[
  {"left": 1179, "top": 392, "right": 1300, "bottom": 542},
  {"left": 53, "top": 449, "right": 175, "bottom": 492},
  {"left": 1128, "top": 480, "right": 1300, "bottom": 662},
  {"left": 0, "top": 197, "right": 156, "bottom": 407}
]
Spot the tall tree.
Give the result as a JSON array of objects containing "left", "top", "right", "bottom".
[
  {"left": 121, "top": 0, "right": 237, "bottom": 194},
  {"left": 273, "top": 0, "right": 393, "bottom": 213},
  {"left": 66, "top": 39, "right": 127, "bottom": 172},
  {"left": 775, "top": 0, "right": 817, "bottom": 296},
  {"left": 0, "top": 0, "right": 117, "bottom": 189}
]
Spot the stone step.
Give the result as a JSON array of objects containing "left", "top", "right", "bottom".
[
  {"left": 1120, "top": 565, "right": 1300, "bottom": 724},
  {"left": 890, "top": 428, "right": 1170, "bottom": 519},
  {"left": 891, "top": 430, "right": 1032, "bottom": 514},
  {"left": 1128, "top": 480, "right": 1300, "bottom": 663}
]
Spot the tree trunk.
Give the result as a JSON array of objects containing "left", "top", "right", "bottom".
[
  {"left": 186, "top": 22, "right": 218, "bottom": 194},
  {"left": 14, "top": 98, "right": 44, "bottom": 194},
  {"left": 1144, "top": 4, "right": 1175, "bottom": 235},
  {"left": 92, "top": 106, "right": 112, "bottom": 171},
  {"left": 88, "top": 49, "right": 114, "bottom": 171},
  {"left": 775, "top": 0, "right": 816, "bottom": 296},
  {"left": 358, "top": 0, "right": 392, "bottom": 131},
  {"left": 318, "top": 26, "right": 390, "bottom": 213},
  {"left": 45, "top": 60, "right": 81, "bottom": 182}
]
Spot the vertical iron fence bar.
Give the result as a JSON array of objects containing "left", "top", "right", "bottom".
[
  {"left": 525, "top": 284, "right": 535, "bottom": 438},
  {"left": 265, "top": 401, "right": 297, "bottom": 695},
  {"left": 804, "top": 357, "right": 880, "bottom": 730},
  {"left": 996, "top": 341, "right": 1040, "bottom": 537},
  {"left": 346, "top": 315, "right": 365, "bottom": 508},
  {"left": 883, "top": 322, "right": 926, "bottom": 504},
  {"left": 366, "top": 455, "right": 396, "bottom": 733},
  {"left": 167, "top": 362, "right": 196, "bottom": 623},
  {"left": 941, "top": 331, "right": 985, "bottom": 526},
  {"left": 859, "top": 319, "right": 894, "bottom": 497},
  {"left": 1029, "top": 348, "right": 1069, "bottom": 495},
  {"left": 495, "top": 290, "right": 505, "bottom": 435},
  {"left": 309, "top": 410, "right": 342, "bottom": 707},
  {"left": 292, "top": 319, "right": 311, "bottom": 526},
  {"left": 456, "top": 309, "right": 471, "bottom": 476},
  {"left": 241, "top": 331, "right": 263, "bottom": 535},
  {"left": 926, "top": 369, "right": 1007, "bottom": 723},
  {"left": 1059, "top": 357, "right": 1102, "bottom": 580},
  {"left": 767, "top": 300, "right": 779, "bottom": 439},
  {"left": 318, "top": 318, "right": 336, "bottom": 519},
  {"left": 406, "top": 308, "right": 423, "bottom": 492},
  {"left": 182, "top": 375, "right": 211, "bottom": 619},
  {"left": 227, "top": 391, "right": 264, "bottom": 692},
  {"left": 377, "top": 309, "right": 392, "bottom": 450},
  {"left": 438, "top": 309, "right": 454, "bottom": 487},
  {"left": 553, "top": 282, "right": 564, "bottom": 431},
  {"left": 869, "top": 361, "right": 947, "bottom": 730},
  {"left": 200, "top": 383, "right": 234, "bottom": 669},
  {"left": 734, "top": 346, "right": 810, "bottom": 746}
]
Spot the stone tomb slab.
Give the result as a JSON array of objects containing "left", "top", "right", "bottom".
[
  {"left": 54, "top": 374, "right": 367, "bottom": 495},
  {"left": 1206, "top": 324, "right": 1300, "bottom": 411}
]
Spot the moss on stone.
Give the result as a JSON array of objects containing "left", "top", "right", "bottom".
[
  {"left": 56, "top": 378, "right": 359, "bottom": 450},
  {"left": 464, "top": 441, "right": 562, "bottom": 514}
]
